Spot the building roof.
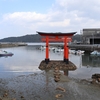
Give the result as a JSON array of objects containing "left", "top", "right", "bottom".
[
  {"left": 37, "top": 31, "right": 77, "bottom": 36},
  {"left": 83, "top": 28, "right": 100, "bottom": 31}
]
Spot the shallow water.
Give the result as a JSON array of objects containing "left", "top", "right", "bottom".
[
  {"left": 0, "top": 44, "right": 100, "bottom": 79},
  {"left": 0, "top": 43, "right": 100, "bottom": 100}
]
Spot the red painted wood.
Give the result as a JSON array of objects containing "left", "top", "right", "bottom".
[
  {"left": 37, "top": 31, "right": 76, "bottom": 63},
  {"left": 46, "top": 36, "right": 49, "bottom": 59},
  {"left": 64, "top": 37, "right": 67, "bottom": 59},
  {"left": 42, "top": 37, "right": 71, "bottom": 42}
]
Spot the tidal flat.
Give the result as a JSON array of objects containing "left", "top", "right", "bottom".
[{"left": 0, "top": 72, "right": 100, "bottom": 100}]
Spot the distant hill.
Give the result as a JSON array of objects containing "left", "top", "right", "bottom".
[
  {"left": 0, "top": 33, "right": 83, "bottom": 43},
  {"left": 0, "top": 34, "right": 41, "bottom": 42}
]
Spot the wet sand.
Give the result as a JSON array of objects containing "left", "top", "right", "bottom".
[{"left": 0, "top": 71, "right": 100, "bottom": 100}]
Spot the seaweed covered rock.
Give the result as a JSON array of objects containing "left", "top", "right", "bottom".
[{"left": 39, "top": 60, "right": 77, "bottom": 71}]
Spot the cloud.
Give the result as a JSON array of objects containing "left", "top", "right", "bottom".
[
  {"left": 3, "top": 12, "right": 46, "bottom": 22},
  {"left": 55, "top": 0, "right": 100, "bottom": 19},
  {"left": 2, "top": 11, "right": 70, "bottom": 33},
  {"left": 1, "top": 0, "right": 100, "bottom": 38},
  {"left": 49, "top": 19, "right": 70, "bottom": 27},
  {"left": 56, "top": 0, "right": 100, "bottom": 28}
]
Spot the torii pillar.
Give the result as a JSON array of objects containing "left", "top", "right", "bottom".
[{"left": 37, "top": 31, "right": 76, "bottom": 64}]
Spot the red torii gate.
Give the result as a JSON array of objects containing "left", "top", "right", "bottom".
[{"left": 37, "top": 31, "right": 76, "bottom": 64}]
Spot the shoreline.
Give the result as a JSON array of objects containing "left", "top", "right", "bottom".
[
  {"left": 0, "top": 42, "right": 100, "bottom": 52},
  {"left": 0, "top": 43, "right": 27, "bottom": 48}
]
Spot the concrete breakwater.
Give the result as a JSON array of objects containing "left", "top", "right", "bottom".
[
  {"left": 50, "top": 44, "right": 100, "bottom": 51},
  {"left": 0, "top": 42, "right": 27, "bottom": 48},
  {"left": 68, "top": 44, "right": 100, "bottom": 51}
]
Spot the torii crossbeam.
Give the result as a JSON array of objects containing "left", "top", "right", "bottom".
[{"left": 37, "top": 31, "right": 76, "bottom": 64}]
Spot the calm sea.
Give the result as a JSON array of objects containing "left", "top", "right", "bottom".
[{"left": 0, "top": 43, "right": 100, "bottom": 79}]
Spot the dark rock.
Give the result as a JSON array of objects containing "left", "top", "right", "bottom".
[
  {"left": 39, "top": 60, "right": 77, "bottom": 71},
  {"left": 92, "top": 74, "right": 100, "bottom": 83}
]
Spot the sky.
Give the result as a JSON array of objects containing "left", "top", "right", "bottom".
[{"left": 0, "top": 0, "right": 100, "bottom": 39}]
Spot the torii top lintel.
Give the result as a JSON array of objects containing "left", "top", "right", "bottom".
[{"left": 37, "top": 31, "right": 77, "bottom": 37}]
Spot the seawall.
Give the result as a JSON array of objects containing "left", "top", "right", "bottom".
[
  {"left": 0, "top": 42, "right": 27, "bottom": 48},
  {"left": 50, "top": 44, "right": 100, "bottom": 52}
]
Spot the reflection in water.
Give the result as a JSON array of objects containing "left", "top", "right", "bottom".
[{"left": 82, "top": 54, "right": 100, "bottom": 67}]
